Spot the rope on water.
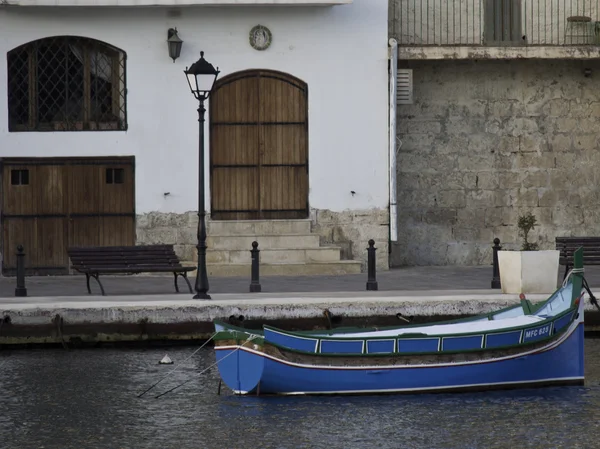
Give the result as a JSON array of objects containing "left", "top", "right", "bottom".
[
  {"left": 137, "top": 332, "right": 216, "bottom": 398},
  {"left": 154, "top": 334, "right": 260, "bottom": 399}
]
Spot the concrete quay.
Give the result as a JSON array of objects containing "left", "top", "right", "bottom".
[{"left": 2, "top": 266, "right": 600, "bottom": 346}]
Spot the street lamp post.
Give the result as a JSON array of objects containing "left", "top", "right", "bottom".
[{"left": 184, "top": 51, "right": 220, "bottom": 300}]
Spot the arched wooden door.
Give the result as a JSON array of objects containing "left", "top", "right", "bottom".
[{"left": 209, "top": 70, "right": 308, "bottom": 220}]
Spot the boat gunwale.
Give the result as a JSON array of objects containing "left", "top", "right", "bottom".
[
  {"left": 214, "top": 305, "right": 580, "bottom": 358},
  {"left": 214, "top": 320, "right": 583, "bottom": 368},
  {"left": 261, "top": 302, "right": 579, "bottom": 343}
]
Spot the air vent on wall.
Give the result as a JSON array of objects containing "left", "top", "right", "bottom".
[{"left": 397, "top": 69, "right": 413, "bottom": 105}]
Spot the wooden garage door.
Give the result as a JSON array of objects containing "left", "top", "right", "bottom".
[
  {"left": 210, "top": 70, "right": 308, "bottom": 220},
  {"left": 1, "top": 157, "right": 135, "bottom": 275}
]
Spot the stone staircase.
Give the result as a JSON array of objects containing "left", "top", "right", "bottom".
[{"left": 204, "top": 219, "right": 362, "bottom": 277}]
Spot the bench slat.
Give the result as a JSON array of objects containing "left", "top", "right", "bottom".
[{"left": 555, "top": 237, "right": 600, "bottom": 266}]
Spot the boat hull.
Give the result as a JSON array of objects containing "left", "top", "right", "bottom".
[{"left": 215, "top": 321, "right": 584, "bottom": 396}]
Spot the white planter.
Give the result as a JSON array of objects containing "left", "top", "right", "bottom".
[{"left": 498, "top": 250, "right": 560, "bottom": 294}]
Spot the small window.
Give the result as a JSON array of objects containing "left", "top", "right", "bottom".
[
  {"left": 484, "top": 0, "right": 524, "bottom": 45},
  {"left": 10, "top": 169, "right": 29, "bottom": 186},
  {"left": 106, "top": 168, "right": 124, "bottom": 184}
]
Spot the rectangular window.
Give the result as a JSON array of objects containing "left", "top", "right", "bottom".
[
  {"left": 484, "top": 0, "right": 524, "bottom": 45},
  {"left": 11, "top": 169, "right": 29, "bottom": 186},
  {"left": 106, "top": 168, "right": 124, "bottom": 184}
]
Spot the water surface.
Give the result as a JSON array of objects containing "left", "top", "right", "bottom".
[{"left": 2, "top": 339, "right": 600, "bottom": 449}]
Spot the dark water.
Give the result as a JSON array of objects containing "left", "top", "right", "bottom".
[{"left": 2, "top": 340, "right": 600, "bottom": 449}]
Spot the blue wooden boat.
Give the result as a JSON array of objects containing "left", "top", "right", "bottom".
[{"left": 213, "top": 248, "right": 591, "bottom": 396}]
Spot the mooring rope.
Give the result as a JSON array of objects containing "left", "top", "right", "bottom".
[
  {"left": 562, "top": 267, "right": 585, "bottom": 288},
  {"left": 582, "top": 276, "right": 600, "bottom": 313},
  {"left": 153, "top": 334, "right": 260, "bottom": 399},
  {"left": 137, "top": 332, "right": 217, "bottom": 398}
]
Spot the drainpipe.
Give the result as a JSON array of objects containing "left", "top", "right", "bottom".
[{"left": 388, "top": 38, "right": 398, "bottom": 242}]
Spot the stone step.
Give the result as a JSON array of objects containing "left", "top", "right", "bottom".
[
  {"left": 208, "top": 219, "right": 311, "bottom": 236},
  {"left": 206, "top": 247, "right": 342, "bottom": 264},
  {"left": 207, "top": 234, "right": 320, "bottom": 250},
  {"left": 203, "top": 260, "right": 363, "bottom": 277}
]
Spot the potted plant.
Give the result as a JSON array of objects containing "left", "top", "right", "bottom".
[{"left": 498, "top": 212, "right": 560, "bottom": 294}]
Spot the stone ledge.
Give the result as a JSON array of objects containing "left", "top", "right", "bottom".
[{"left": 398, "top": 45, "right": 600, "bottom": 60}]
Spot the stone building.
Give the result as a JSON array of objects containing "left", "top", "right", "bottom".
[
  {"left": 0, "top": 0, "right": 391, "bottom": 276},
  {"left": 389, "top": 0, "right": 600, "bottom": 266}
]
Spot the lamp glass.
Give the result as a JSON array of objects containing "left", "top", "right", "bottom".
[{"left": 184, "top": 51, "right": 220, "bottom": 100}]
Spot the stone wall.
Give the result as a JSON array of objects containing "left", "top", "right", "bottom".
[
  {"left": 391, "top": 59, "right": 600, "bottom": 266},
  {"left": 311, "top": 208, "right": 390, "bottom": 271},
  {"left": 137, "top": 208, "right": 390, "bottom": 271}
]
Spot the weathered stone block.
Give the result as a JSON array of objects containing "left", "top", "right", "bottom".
[
  {"left": 494, "top": 154, "right": 514, "bottom": 170},
  {"left": 437, "top": 190, "right": 467, "bottom": 208},
  {"left": 573, "top": 134, "right": 598, "bottom": 151},
  {"left": 458, "top": 154, "right": 494, "bottom": 171},
  {"left": 538, "top": 189, "right": 567, "bottom": 207},
  {"left": 556, "top": 118, "right": 578, "bottom": 133},
  {"left": 446, "top": 242, "right": 491, "bottom": 266},
  {"left": 136, "top": 214, "right": 151, "bottom": 229},
  {"left": 457, "top": 207, "right": 486, "bottom": 225},
  {"left": 493, "top": 189, "right": 514, "bottom": 207},
  {"left": 452, "top": 226, "right": 494, "bottom": 243},
  {"left": 176, "top": 227, "right": 197, "bottom": 245},
  {"left": 515, "top": 153, "right": 555, "bottom": 170},
  {"left": 497, "top": 172, "right": 524, "bottom": 189},
  {"left": 433, "top": 136, "right": 469, "bottom": 155},
  {"left": 485, "top": 207, "right": 515, "bottom": 227},
  {"left": 521, "top": 171, "right": 549, "bottom": 189},
  {"left": 141, "top": 227, "right": 177, "bottom": 245},
  {"left": 466, "top": 190, "right": 494, "bottom": 208},
  {"left": 423, "top": 208, "right": 457, "bottom": 225},
  {"left": 407, "top": 120, "right": 442, "bottom": 135},
  {"left": 513, "top": 188, "right": 539, "bottom": 207},
  {"left": 505, "top": 118, "right": 539, "bottom": 137},
  {"left": 552, "top": 207, "right": 584, "bottom": 226},
  {"left": 397, "top": 133, "right": 436, "bottom": 152}
]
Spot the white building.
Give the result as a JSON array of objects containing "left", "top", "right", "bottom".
[{"left": 0, "top": 0, "right": 393, "bottom": 276}]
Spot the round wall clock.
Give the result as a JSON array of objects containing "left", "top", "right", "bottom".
[{"left": 249, "top": 25, "right": 272, "bottom": 51}]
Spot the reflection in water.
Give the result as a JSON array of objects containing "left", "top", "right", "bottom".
[{"left": 1, "top": 339, "right": 600, "bottom": 449}]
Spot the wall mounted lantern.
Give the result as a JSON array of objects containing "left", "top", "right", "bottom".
[{"left": 167, "top": 28, "right": 183, "bottom": 62}]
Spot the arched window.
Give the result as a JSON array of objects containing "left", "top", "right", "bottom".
[{"left": 7, "top": 36, "right": 127, "bottom": 132}]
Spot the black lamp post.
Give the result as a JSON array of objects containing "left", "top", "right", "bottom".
[{"left": 184, "top": 51, "right": 220, "bottom": 300}]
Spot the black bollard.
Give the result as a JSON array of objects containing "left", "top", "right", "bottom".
[
  {"left": 491, "top": 238, "right": 502, "bottom": 289},
  {"left": 249, "top": 241, "right": 262, "bottom": 293},
  {"left": 15, "top": 244, "right": 27, "bottom": 297},
  {"left": 366, "top": 239, "right": 378, "bottom": 291}
]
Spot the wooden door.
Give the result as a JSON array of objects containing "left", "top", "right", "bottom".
[
  {"left": 1, "top": 161, "right": 68, "bottom": 275},
  {"left": 210, "top": 70, "right": 308, "bottom": 220},
  {"left": 67, "top": 159, "right": 135, "bottom": 249},
  {"left": 1, "top": 157, "right": 135, "bottom": 275}
]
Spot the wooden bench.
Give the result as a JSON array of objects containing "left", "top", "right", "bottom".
[
  {"left": 555, "top": 237, "right": 600, "bottom": 279},
  {"left": 67, "top": 245, "right": 195, "bottom": 296}
]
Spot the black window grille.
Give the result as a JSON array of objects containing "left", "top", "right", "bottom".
[
  {"left": 106, "top": 168, "right": 124, "bottom": 184},
  {"left": 11, "top": 169, "right": 29, "bottom": 186},
  {"left": 7, "top": 36, "right": 127, "bottom": 132}
]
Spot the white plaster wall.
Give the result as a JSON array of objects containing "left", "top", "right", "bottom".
[{"left": 0, "top": 0, "right": 389, "bottom": 215}]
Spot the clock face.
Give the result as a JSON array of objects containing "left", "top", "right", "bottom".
[{"left": 249, "top": 25, "right": 272, "bottom": 51}]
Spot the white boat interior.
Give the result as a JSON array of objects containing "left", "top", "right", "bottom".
[{"left": 310, "top": 283, "right": 576, "bottom": 338}]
